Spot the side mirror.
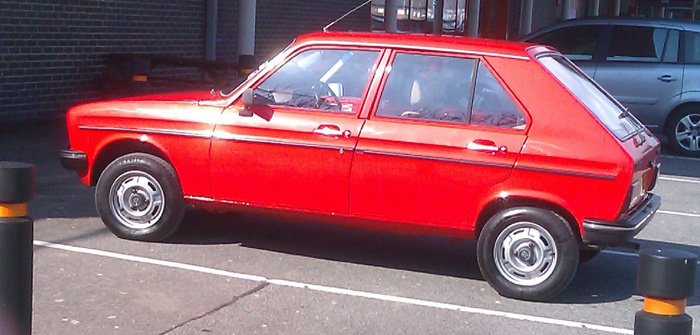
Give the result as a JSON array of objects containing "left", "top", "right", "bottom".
[{"left": 239, "top": 88, "right": 254, "bottom": 117}]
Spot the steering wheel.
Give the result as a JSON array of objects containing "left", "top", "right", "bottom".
[{"left": 312, "top": 81, "right": 342, "bottom": 111}]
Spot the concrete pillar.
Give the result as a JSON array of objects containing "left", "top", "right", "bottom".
[
  {"left": 386, "top": 0, "right": 398, "bottom": 33},
  {"left": 591, "top": 0, "right": 600, "bottom": 16},
  {"left": 562, "top": 0, "right": 577, "bottom": 20},
  {"left": 467, "top": 0, "right": 480, "bottom": 37},
  {"left": 434, "top": 0, "right": 444, "bottom": 35},
  {"left": 237, "top": 0, "right": 256, "bottom": 75},
  {"left": 519, "top": 0, "right": 533, "bottom": 36},
  {"left": 205, "top": 0, "right": 218, "bottom": 61}
]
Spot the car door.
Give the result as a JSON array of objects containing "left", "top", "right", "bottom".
[
  {"left": 593, "top": 24, "right": 683, "bottom": 131},
  {"left": 210, "top": 48, "right": 382, "bottom": 213},
  {"left": 349, "top": 52, "right": 528, "bottom": 228},
  {"left": 524, "top": 23, "right": 606, "bottom": 78}
]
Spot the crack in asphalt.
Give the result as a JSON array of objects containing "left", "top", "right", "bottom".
[{"left": 158, "top": 282, "right": 270, "bottom": 335}]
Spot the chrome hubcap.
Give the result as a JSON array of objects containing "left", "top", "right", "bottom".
[
  {"left": 675, "top": 113, "right": 700, "bottom": 152},
  {"left": 109, "top": 171, "right": 165, "bottom": 229},
  {"left": 494, "top": 222, "right": 557, "bottom": 286}
]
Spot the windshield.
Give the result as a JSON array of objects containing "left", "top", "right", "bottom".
[{"left": 536, "top": 54, "right": 643, "bottom": 140}]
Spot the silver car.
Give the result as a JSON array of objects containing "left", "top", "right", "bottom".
[{"left": 523, "top": 17, "right": 700, "bottom": 157}]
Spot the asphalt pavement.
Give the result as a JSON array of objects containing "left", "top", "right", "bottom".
[{"left": 1, "top": 120, "right": 699, "bottom": 335}]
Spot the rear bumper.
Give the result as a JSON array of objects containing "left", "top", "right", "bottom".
[
  {"left": 60, "top": 149, "right": 88, "bottom": 172},
  {"left": 582, "top": 194, "right": 661, "bottom": 246}
]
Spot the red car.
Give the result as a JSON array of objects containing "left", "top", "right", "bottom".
[{"left": 61, "top": 32, "right": 661, "bottom": 300}]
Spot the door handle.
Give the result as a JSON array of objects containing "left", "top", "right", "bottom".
[
  {"left": 657, "top": 75, "right": 677, "bottom": 82},
  {"left": 313, "top": 125, "right": 351, "bottom": 138},
  {"left": 467, "top": 139, "right": 507, "bottom": 153}
]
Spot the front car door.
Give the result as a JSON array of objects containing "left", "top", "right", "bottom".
[
  {"left": 211, "top": 47, "right": 382, "bottom": 213},
  {"left": 593, "top": 24, "right": 683, "bottom": 132},
  {"left": 349, "top": 51, "right": 528, "bottom": 230}
]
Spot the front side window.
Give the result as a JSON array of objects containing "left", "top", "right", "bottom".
[
  {"left": 376, "top": 53, "right": 476, "bottom": 123},
  {"left": 528, "top": 25, "right": 604, "bottom": 61},
  {"left": 538, "top": 54, "right": 642, "bottom": 139},
  {"left": 254, "top": 49, "right": 379, "bottom": 113},
  {"left": 606, "top": 26, "right": 671, "bottom": 63}
]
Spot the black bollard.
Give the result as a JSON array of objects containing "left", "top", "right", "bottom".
[
  {"left": 634, "top": 248, "right": 697, "bottom": 335},
  {"left": 0, "top": 162, "right": 35, "bottom": 335}
]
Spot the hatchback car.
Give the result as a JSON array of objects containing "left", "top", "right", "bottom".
[
  {"left": 61, "top": 32, "right": 661, "bottom": 301},
  {"left": 523, "top": 17, "right": 700, "bottom": 157}
]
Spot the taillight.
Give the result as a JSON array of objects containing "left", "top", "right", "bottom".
[{"left": 628, "top": 179, "right": 646, "bottom": 211}]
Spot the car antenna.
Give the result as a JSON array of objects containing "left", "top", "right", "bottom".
[{"left": 323, "top": 0, "right": 372, "bottom": 33}]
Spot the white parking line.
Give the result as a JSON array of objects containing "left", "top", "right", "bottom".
[
  {"left": 34, "top": 240, "right": 632, "bottom": 335},
  {"left": 658, "top": 209, "right": 700, "bottom": 218},
  {"left": 658, "top": 175, "right": 700, "bottom": 184}
]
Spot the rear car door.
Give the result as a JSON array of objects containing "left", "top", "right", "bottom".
[
  {"left": 211, "top": 48, "right": 382, "bottom": 213},
  {"left": 349, "top": 51, "right": 528, "bottom": 228},
  {"left": 593, "top": 24, "right": 683, "bottom": 132}
]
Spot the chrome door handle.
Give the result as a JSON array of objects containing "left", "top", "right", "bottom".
[
  {"left": 657, "top": 75, "right": 677, "bottom": 82},
  {"left": 314, "top": 125, "right": 351, "bottom": 138},
  {"left": 467, "top": 140, "right": 507, "bottom": 153}
]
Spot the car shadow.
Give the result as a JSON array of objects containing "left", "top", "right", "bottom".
[{"left": 168, "top": 212, "right": 700, "bottom": 305}]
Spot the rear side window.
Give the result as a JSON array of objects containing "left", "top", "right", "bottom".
[
  {"left": 684, "top": 31, "right": 700, "bottom": 64},
  {"left": 376, "top": 53, "right": 526, "bottom": 129},
  {"left": 528, "top": 25, "right": 603, "bottom": 61},
  {"left": 471, "top": 63, "right": 527, "bottom": 129},
  {"left": 606, "top": 26, "right": 675, "bottom": 63},
  {"left": 376, "top": 53, "right": 476, "bottom": 123}
]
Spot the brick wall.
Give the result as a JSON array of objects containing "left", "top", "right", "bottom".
[{"left": 0, "top": 0, "right": 369, "bottom": 123}]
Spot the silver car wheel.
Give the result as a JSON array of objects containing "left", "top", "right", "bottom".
[
  {"left": 109, "top": 170, "right": 165, "bottom": 230},
  {"left": 675, "top": 113, "right": 700, "bottom": 152},
  {"left": 493, "top": 222, "right": 558, "bottom": 286}
]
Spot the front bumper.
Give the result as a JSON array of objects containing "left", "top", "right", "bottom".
[
  {"left": 60, "top": 149, "right": 87, "bottom": 171},
  {"left": 582, "top": 194, "right": 661, "bottom": 246}
]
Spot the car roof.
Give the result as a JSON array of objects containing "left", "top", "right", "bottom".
[
  {"left": 293, "top": 31, "right": 535, "bottom": 59},
  {"left": 534, "top": 16, "right": 700, "bottom": 32}
]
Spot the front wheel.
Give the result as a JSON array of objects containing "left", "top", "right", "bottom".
[
  {"left": 667, "top": 107, "right": 700, "bottom": 157},
  {"left": 477, "top": 207, "right": 579, "bottom": 301},
  {"left": 95, "top": 153, "right": 185, "bottom": 241}
]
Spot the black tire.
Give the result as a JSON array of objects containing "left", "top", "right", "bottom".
[
  {"left": 667, "top": 107, "right": 700, "bottom": 157},
  {"left": 95, "top": 153, "right": 185, "bottom": 241},
  {"left": 477, "top": 207, "right": 579, "bottom": 301},
  {"left": 578, "top": 248, "right": 602, "bottom": 264}
]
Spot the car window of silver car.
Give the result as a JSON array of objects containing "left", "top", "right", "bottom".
[
  {"left": 527, "top": 25, "right": 604, "bottom": 61},
  {"left": 683, "top": 31, "right": 700, "bottom": 64},
  {"left": 606, "top": 26, "right": 672, "bottom": 63}
]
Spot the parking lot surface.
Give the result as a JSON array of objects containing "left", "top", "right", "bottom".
[{"left": 1, "top": 120, "right": 699, "bottom": 334}]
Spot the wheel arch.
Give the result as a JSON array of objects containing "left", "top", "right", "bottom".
[
  {"left": 475, "top": 196, "right": 582, "bottom": 243},
  {"left": 90, "top": 139, "right": 173, "bottom": 186},
  {"left": 662, "top": 101, "right": 700, "bottom": 134}
]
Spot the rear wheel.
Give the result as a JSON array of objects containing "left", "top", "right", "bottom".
[
  {"left": 667, "top": 107, "right": 700, "bottom": 157},
  {"left": 477, "top": 207, "right": 579, "bottom": 301},
  {"left": 95, "top": 153, "right": 185, "bottom": 241}
]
